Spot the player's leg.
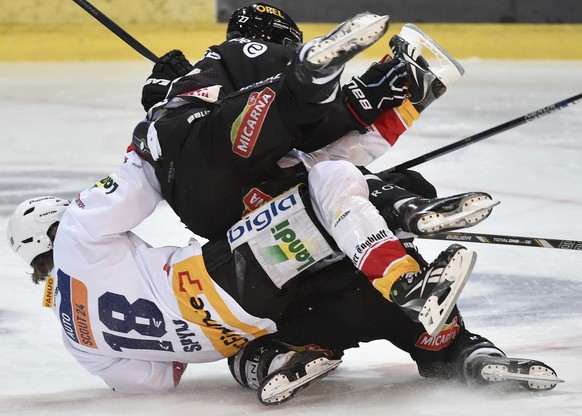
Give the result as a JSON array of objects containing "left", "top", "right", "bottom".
[{"left": 308, "top": 160, "right": 477, "bottom": 336}]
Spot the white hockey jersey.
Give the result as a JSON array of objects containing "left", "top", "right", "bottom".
[{"left": 47, "top": 151, "right": 277, "bottom": 393}]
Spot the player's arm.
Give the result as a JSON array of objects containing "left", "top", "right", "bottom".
[{"left": 71, "top": 151, "right": 163, "bottom": 240}]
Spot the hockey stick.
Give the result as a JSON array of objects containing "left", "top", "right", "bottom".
[
  {"left": 71, "top": 0, "right": 159, "bottom": 62},
  {"left": 419, "top": 231, "right": 582, "bottom": 251},
  {"left": 379, "top": 93, "right": 582, "bottom": 173}
]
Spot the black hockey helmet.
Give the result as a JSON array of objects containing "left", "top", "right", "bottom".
[{"left": 226, "top": 3, "right": 303, "bottom": 50}]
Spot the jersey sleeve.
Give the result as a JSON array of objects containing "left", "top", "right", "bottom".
[{"left": 70, "top": 151, "right": 163, "bottom": 240}]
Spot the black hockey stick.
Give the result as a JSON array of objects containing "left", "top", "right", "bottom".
[
  {"left": 419, "top": 231, "right": 582, "bottom": 251},
  {"left": 71, "top": 0, "right": 159, "bottom": 62},
  {"left": 379, "top": 92, "right": 582, "bottom": 173}
]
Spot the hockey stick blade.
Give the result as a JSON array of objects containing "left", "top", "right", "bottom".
[
  {"left": 71, "top": 0, "right": 159, "bottom": 62},
  {"left": 378, "top": 93, "right": 582, "bottom": 174},
  {"left": 419, "top": 231, "right": 582, "bottom": 251}
]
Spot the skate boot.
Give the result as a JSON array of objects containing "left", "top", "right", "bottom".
[
  {"left": 390, "top": 23, "right": 465, "bottom": 112},
  {"left": 465, "top": 354, "right": 564, "bottom": 391},
  {"left": 258, "top": 349, "right": 342, "bottom": 405},
  {"left": 390, "top": 244, "right": 476, "bottom": 336},
  {"left": 397, "top": 192, "right": 500, "bottom": 235},
  {"left": 300, "top": 13, "right": 390, "bottom": 75}
]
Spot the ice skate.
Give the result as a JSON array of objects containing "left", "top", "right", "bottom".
[
  {"left": 390, "top": 23, "right": 465, "bottom": 112},
  {"left": 390, "top": 244, "right": 476, "bottom": 336},
  {"left": 301, "top": 13, "right": 390, "bottom": 73},
  {"left": 466, "top": 355, "right": 564, "bottom": 391},
  {"left": 398, "top": 192, "right": 500, "bottom": 235},
  {"left": 258, "top": 350, "right": 342, "bottom": 405}
]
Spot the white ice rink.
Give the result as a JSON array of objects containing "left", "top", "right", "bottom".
[{"left": 1, "top": 58, "right": 581, "bottom": 415}]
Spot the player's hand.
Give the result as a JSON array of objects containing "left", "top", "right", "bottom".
[
  {"left": 342, "top": 58, "right": 408, "bottom": 126},
  {"left": 141, "top": 50, "right": 194, "bottom": 112}
]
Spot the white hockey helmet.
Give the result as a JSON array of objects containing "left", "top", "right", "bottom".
[{"left": 6, "top": 196, "right": 70, "bottom": 265}]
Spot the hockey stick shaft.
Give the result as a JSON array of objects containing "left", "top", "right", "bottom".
[
  {"left": 419, "top": 231, "right": 582, "bottom": 251},
  {"left": 381, "top": 93, "right": 582, "bottom": 173},
  {"left": 71, "top": 0, "right": 159, "bottom": 62}
]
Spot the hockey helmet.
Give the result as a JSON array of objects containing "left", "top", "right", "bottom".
[
  {"left": 7, "top": 196, "right": 70, "bottom": 265},
  {"left": 226, "top": 3, "right": 303, "bottom": 50}
]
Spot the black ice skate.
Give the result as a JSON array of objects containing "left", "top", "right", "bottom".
[
  {"left": 390, "top": 24, "right": 465, "bottom": 112},
  {"left": 258, "top": 350, "right": 342, "bottom": 405},
  {"left": 390, "top": 244, "right": 476, "bottom": 336},
  {"left": 466, "top": 355, "right": 564, "bottom": 391},
  {"left": 301, "top": 13, "right": 390, "bottom": 74},
  {"left": 398, "top": 192, "right": 500, "bottom": 235}
]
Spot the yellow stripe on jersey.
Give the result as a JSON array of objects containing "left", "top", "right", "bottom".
[{"left": 171, "top": 255, "right": 270, "bottom": 357}]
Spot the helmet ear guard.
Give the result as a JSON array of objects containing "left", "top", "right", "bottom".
[
  {"left": 7, "top": 196, "right": 70, "bottom": 265},
  {"left": 226, "top": 3, "right": 303, "bottom": 49}
]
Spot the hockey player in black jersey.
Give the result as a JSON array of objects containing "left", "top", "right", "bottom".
[{"left": 134, "top": 4, "right": 416, "bottom": 240}]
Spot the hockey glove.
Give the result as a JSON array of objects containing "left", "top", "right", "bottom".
[
  {"left": 141, "top": 49, "right": 194, "bottom": 112},
  {"left": 342, "top": 58, "right": 408, "bottom": 126}
]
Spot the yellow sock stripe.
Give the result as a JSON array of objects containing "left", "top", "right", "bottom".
[{"left": 372, "top": 255, "right": 420, "bottom": 300}]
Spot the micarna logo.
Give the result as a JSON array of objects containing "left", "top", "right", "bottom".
[{"left": 230, "top": 87, "right": 275, "bottom": 158}]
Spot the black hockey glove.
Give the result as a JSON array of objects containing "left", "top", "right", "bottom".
[
  {"left": 141, "top": 49, "right": 194, "bottom": 112},
  {"left": 342, "top": 58, "right": 408, "bottom": 126}
]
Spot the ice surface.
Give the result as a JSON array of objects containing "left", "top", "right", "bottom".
[{"left": 1, "top": 59, "right": 581, "bottom": 415}]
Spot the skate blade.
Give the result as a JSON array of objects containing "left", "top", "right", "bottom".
[
  {"left": 399, "top": 23, "right": 465, "bottom": 86},
  {"left": 306, "top": 14, "right": 390, "bottom": 68},
  {"left": 416, "top": 197, "right": 500, "bottom": 234},
  {"left": 419, "top": 249, "right": 477, "bottom": 337},
  {"left": 259, "top": 359, "right": 342, "bottom": 405},
  {"left": 481, "top": 364, "right": 565, "bottom": 390}
]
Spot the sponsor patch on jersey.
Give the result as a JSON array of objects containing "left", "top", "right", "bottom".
[
  {"left": 42, "top": 275, "right": 55, "bottom": 308},
  {"left": 228, "top": 187, "right": 334, "bottom": 288},
  {"left": 93, "top": 174, "right": 119, "bottom": 195},
  {"left": 228, "top": 186, "right": 304, "bottom": 247},
  {"left": 415, "top": 317, "right": 460, "bottom": 351},
  {"left": 57, "top": 269, "right": 97, "bottom": 349},
  {"left": 171, "top": 256, "right": 272, "bottom": 357},
  {"left": 243, "top": 42, "right": 268, "bottom": 58},
  {"left": 242, "top": 187, "right": 274, "bottom": 215},
  {"left": 230, "top": 87, "right": 275, "bottom": 158},
  {"left": 178, "top": 85, "right": 221, "bottom": 103}
]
